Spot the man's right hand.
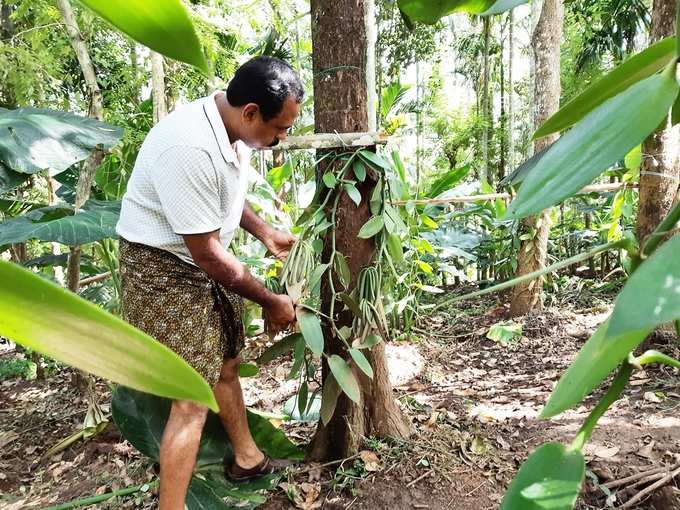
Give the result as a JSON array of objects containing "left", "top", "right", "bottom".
[{"left": 264, "top": 294, "right": 296, "bottom": 334}]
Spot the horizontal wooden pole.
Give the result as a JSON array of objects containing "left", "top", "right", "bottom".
[
  {"left": 391, "top": 182, "right": 639, "bottom": 206},
  {"left": 257, "top": 132, "right": 388, "bottom": 151}
]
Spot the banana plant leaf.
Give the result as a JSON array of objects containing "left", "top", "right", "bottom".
[
  {"left": 0, "top": 107, "right": 123, "bottom": 174},
  {"left": 398, "top": 0, "right": 528, "bottom": 24},
  {"left": 0, "top": 199, "right": 120, "bottom": 246},
  {"left": 0, "top": 162, "right": 29, "bottom": 193},
  {"left": 78, "top": 0, "right": 209, "bottom": 74},
  {"left": 112, "top": 387, "right": 303, "bottom": 509},
  {"left": 0, "top": 261, "right": 218, "bottom": 410}
]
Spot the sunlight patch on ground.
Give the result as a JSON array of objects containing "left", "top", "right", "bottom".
[{"left": 386, "top": 343, "right": 424, "bottom": 387}]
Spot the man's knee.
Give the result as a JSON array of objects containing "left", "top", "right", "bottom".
[
  {"left": 168, "top": 400, "right": 208, "bottom": 430},
  {"left": 218, "top": 356, "right": 242, "bottom": 383}
]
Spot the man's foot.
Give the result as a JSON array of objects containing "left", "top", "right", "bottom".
[{"left": 226, "top": 455, "right": 294, "bottom": 482}]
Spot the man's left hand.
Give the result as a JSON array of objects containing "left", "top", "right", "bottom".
[{"left": 265, "top": 230, "right": 296, "bottom": 261}]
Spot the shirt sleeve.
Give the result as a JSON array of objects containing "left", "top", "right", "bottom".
[{"left": 151, "top": 146, "right": 223, "bottom": 235}]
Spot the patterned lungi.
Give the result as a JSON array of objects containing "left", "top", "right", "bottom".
[{"left": 119, "top": 239, "right": 245, "bottom": 387}]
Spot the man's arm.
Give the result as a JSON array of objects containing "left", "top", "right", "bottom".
[
  {"left": 240, "top": 202, "right": 295, "bottom": 260},
  {"left": 183, "top": 231, "right": 295, "bottom": 330}
]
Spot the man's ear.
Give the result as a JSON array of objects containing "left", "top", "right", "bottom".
[{"left": 242, "top": 103, "right": 260, "bottom": 122}]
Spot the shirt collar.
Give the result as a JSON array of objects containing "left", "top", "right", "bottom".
[{"left": 203, "top": 91, "right": 241, "bottom": 167}]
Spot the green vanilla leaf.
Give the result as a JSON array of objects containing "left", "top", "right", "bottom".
[
  {"left": 541, "top": 320, "right": 652, "bottom": 418},
  {"left": 349, "top": 348, "right": 374, "bottom": 379},
  {"left": 320, "top": 373, "right": 341, "bottom": 426},
  {"left": 398, "top": 0, "right": 527, "bottom": 24},
  {"left": 358, "top": 216, "right": 385, "bottom": 239},
  {"left": 534, "top": 37, "right": 676, "bottom": 139},
  {"left": 500, "top": 442, "right": 584, "bottom": 510},
  {"left": 238, "top": 363, "right": 259, "bottom": 378},
  {"left": 78, "top": 0, "right": 209, "bottom": 74},
  {"left": 328, "top": 355, "right": 361, "bottom": 403},
  {"left": 608, "top": 235, "right": 680, "bottom": 337},
  {"left": 256, "top": 333, "right": 302, "bottom": 365},
  {"left": 507, "top": 71, "right": 680, "bottom": 219},
  {"left": 1, "top": 261, "right": 217, "bottom": 410},
  {"left": 344, "top": 183, "right": 362, "bottom": 206},
  {"left": 480, "top": 0, "right": 528, "bottom": 16},
  {"left": 296, "top": 308, "right": 324, "bottom": 356}
]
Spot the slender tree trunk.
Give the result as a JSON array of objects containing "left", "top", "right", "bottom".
[
  {"left": 57, "top": 0, "right": 106, "bottom": 400},
  {"left": 481, "top": 17, "right": 491, "bottom": 184},
  {"left": 509, "top": 0, "right": 563, "bottom": 317},
  {"left": 508, "top": 9, "right": 515, "bottom": 171},
  {"left": 365, "top": 0, "right": 378, "bottom": 132},
  {"left": 636, "top": 0, "right": 680, "bottom": 246},
  {"left": 151, "top": 51, "right": 168, "bottom": 123},
  {"left": 499, "top": 20, "right": 506, "bottom": 183},
  {"left": 308, "top": 0, "right": 409, "bottom": 462}
]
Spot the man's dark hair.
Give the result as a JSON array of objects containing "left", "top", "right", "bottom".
[{"left": 227, "top": 56, "right": 304, "bottom": 121}]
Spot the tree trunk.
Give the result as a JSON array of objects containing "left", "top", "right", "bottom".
[
  {"left": 509, "top": 0, "right": 563, "bottom": 317},
  {"left": 481, "top": 17, "right": 491, "bottom": 184},
  {"left": 151, "top": 51, "right": 168, "bottom": 123},
  {"left": 57, "top": 0, "right": 106, "bottom": 399},
  {"left": 636, "top": 0, "right": 679, "bottom": 246},
  {"left": 307, "top": 0, "right": 409, "bottom": 462},
  {"left": 499, "top": 20, "right": 506, "bottom": 183},
  {"left": 365, "top": 0, "right": 377, "bottom": 132}
]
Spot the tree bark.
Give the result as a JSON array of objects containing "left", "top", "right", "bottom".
[
  {"left": 481, "top": 17, "right": 491, "bottom": 184},
  {"left": 151, "top": 51, "right": 168, "bottom": 123},
  {"left": 509, "top": 0, "right": 563, "bottom": 317},
  {"left": 307, "top": 0, "right": 409, "bottom": 462},
  {"left": 636, "top": 0, "right": 680, "bottom": 246},
  {"left": 365, "top": 0, "right": 378, "bottom": 132},
  {"left": 507, "top": 9, "right": 515, "bottom": 171}
]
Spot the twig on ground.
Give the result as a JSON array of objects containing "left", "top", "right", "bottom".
[
  {"left": 619, "top": 465, "right": 680, "bottom": 508},
  {"left": 604, "top": 463, "right": 680, "bottom": 489},
  {"left": 406, "top": 469, "right": 434, "bottom": 487},
  {"left": 289, "top": 453, "right": 361, "bottom": 476}
]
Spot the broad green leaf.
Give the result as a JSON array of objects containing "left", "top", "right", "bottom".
[
  {"left": 480, "top": 0, "right": 528, "bottom": 16},
  {"left": 256, "top": 333, "right": 301, "bottom": 365},
  {"left": 353, "top": 159, "right": 367, "bottom": 182},
  {"left": 358, "top": 216, "right": 385, "bottom": 239},
  {"left": 339, "top": 292, "right": 362, "bottom": 316},
  {"left": 297, "top": 381, "right": 309, "bottom": 418},
  {"left": 386, "top": 233, "right": 404, "bottom": 265},
  {"left": 344, "top": 183, "right": 362, "bottom": 206},
  {"left": 286, "top": 337, "right": 306, "bottom": 380},
  {"left": 624, "top": 145, "right": 642, "bottom": 170},
  {"left": 0, "top": 107, "right": 123, "bottom": 174},
  {"left": 500, "top": 442, "right": 584, "bottom": 510},
  {"left": 0, "top": 163, "right": 30, "bottom": 193},
  {"left": 328, "top": 355, "right": 361, "bottom": 403},
  {"left": 322, "top": 172, "right": 337, "bottom": 188},
  {"left": 541, "top": 320, "right": 651, "bottom": 418},
  {"left": 320, "top": 373, "right": 341, "bottom": 426},
  {"left": 534, "top": 38, "right": 677, "bottom": 139},
  {"left": 266, "top": 160, "right": 292, "bottom": 192},
  {"left": 608, "top": 236, "right": 680, "bottom": 338},
  {"left": 349, "top": 348, "right": 374, "bottom": 379},
  {"left": 353, "top": 334, "right": 382, "bottom": 350},
  {"left": 296, "top": 308, "right": 324, "bottom": 355},
  {"left": 487, "top": 321, "right": 522, "bottom": 347},
  {"left": 239, "top": 363, "right": 259, "bottom": 378},
  {"left": 383, "top": 204, "right": 408, "bottom": 235},
  {"left": 426, "top": 165, "right": 471, "bottom": 198},
  {"left": 507, "top": 71, "right": 680, "bottom": 219},
  {"left": 0, "top": 199, "right": 120, "bottom": 246},
  {"left": 78, "top": 0, "right": 209, "bottom": 74},
  {"left": 334, "top": 252, "right": 351, "bottom": 288},
  {"left": 2, "top": 262, "right": 217, "bottom": 410},
  {"left": 370, "top": 179, "right": 383, "bottom": 215},
  {"left": 500, "top": 146, "right": 550, "bottom": 188},
  {"left": 187, "top": 475, "right": 268, "bottom": 510},
  {"left": 358, "top": 150, "right": 392, "bottom": 171},
  {"left": 308, "top": 263, "right": 329, "bottom": 290}
]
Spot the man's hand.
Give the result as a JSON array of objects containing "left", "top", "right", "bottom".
[
  {"left": 265, "top": 230, "right": 296, "bottom": 261},
  {"left": 263, "top": 293, "right": 296, "bottom": 335}
]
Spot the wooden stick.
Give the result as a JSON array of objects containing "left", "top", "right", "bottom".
[
  {"left": 619, "top": 465, "right": 680, "bottom": 508},
  {"left": 604, "top": 463, "right": 680, "bottom": 489},
  {"left": 79, "top": 271, "right": 112, "bottom": 286},
  {"left": 406, "top": 469, "right": 434, "bottom": 487},
  {"left": 257, "top": 132, "right": 388, "bottom": 151},
  {"left": 391, "top": 182, "right": 639, "bottom": 206}
]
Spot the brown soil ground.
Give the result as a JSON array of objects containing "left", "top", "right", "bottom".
[{"left": 1, "top": 285, "right": 679, "bottom": 510}]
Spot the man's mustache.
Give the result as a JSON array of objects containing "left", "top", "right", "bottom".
[{"left": 268, "top": 138, "right": 280, "bottom": 147}]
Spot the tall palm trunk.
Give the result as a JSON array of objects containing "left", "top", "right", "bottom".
[{"left": 509, "top": 0, "right": 564, "bottom": 317}]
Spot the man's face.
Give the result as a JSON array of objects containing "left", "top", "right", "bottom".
[{"left": 239, "top": 96, "right": 300, "bottom": 149}]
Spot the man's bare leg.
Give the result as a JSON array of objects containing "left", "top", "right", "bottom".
[
  {"left": 214, "top": 356, "right": 265, "bottom": 469},
  {"left": 159, "top": 400, "right": 208, "bottom": 510}
]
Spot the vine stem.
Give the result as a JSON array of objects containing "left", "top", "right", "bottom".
[
  {"left": 42, "top": 480, "right": 159, "bottom": 510},
  {"left": 571, "top": 362, "right": 633, "bottom": 452}
]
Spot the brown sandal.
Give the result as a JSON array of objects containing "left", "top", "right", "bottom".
[{"left": 226, "top": 455, "right": 293, "bottom": 482}]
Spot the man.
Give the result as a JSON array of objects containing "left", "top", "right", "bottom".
[{"left": 116, "top": 56, "right": 302, "bottom": 509}]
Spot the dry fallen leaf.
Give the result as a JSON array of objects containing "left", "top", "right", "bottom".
[
  {"left": 644, "top": 392, "right": 662, "bottom": 403},
  {"left": 593, "top": 445, "right": 620, "bottom": 459},
  {"left": 0, "top": 431, "right": 19, "bottom": 450},
  {"left": 360, "top": 450, "right": 381, "bottom": 472}
]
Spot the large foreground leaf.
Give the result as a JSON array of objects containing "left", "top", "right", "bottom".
[
  {"left": 0, "top": 107, "right": 122, "bottom": 174},
  {"left": 78, "top": 0, "right": 209, "bottom": 74},
  {"left": 112, "top": 386, "right": 304, "bottom": 464},
  {"left": 398, "top": 0, "right": 527, "bottom": 23},
  {"left": 0, "top": 162, "right": 29, "bottom": 193},
  {"left": 0, "top": 262, "right": 218, "bottom": 410},
  {"left": 541, "top": 320, "right": 651, "bottom": 418},
  {"left": 500, "top": 442, "right": 584, "bottom": 510},
  {"left": 0, "top": 199, "right": 120, "bottom": 246},
  {"left": 506, "top": 71, "right": 679, "bottom": 219},
  {"left": 608, "top": 235, "right": 680, "bottom": 337},
  {"left": 534, "top": 38, "right": 677, "bottom": 138}
]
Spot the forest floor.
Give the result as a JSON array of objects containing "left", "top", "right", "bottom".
[{"left": 2, "top": 279, "right": 680, "bottom": 510}]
